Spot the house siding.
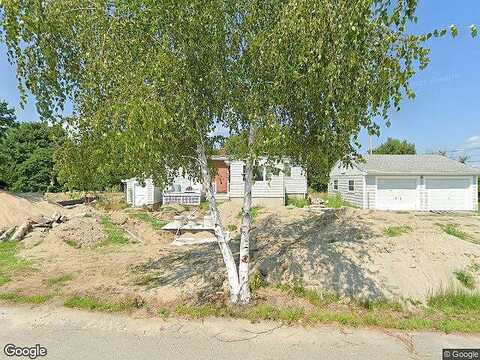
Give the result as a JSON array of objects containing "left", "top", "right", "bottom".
[
  {"left": 284, "top": 166, "right": 308, "bottom": 197},
  {"left": 229, "top": 160, "right": 285, "bottom": 200},
  {"left": 328, "top": 175, "right": 365, "bottom": 208}
]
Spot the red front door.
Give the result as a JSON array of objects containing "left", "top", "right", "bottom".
[{"left": 213, "top": 160, "right": 229, "bottom": 193}]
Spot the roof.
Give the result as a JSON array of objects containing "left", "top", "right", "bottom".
[{"left": 355, "top": 155, "right": 480, "bottom": 175}]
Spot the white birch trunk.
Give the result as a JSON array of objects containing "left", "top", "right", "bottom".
[
  {"left": 238, "top": 128, "right": 255, "bottom": 303},
  {"left": 196, "top": 144, "right": 241, "bottom": 303}
]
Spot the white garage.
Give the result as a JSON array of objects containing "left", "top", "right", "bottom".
[
  {"left": 426, "top": 177, "right": 472, "bottom": 211},
  {"left": 329, "top": 155, "right": 480, "bottom": 211}
]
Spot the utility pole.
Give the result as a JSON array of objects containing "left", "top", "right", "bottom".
[{"left": 369, "top": 134, "right": 373, "bottom": 155}]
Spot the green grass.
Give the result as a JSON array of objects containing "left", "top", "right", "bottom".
[
  {"left": 326, "top": 194, "right": 344, "bottom": 208},
  {"left": 237, "top": 206, "right": 263, "bottom": 223},
  {"left": 64, "top": 296, "right": 137, "bottom": 312},
  {"left": 0, "top": 242, "right": 29, "bottom": 285},
  {"left": 383, "top": 225, "right": 412, "bottom": 237},
  {"left": 439, "top": 223, "right": 472, "bottom": 241},
  {"left": 152, "top": 284, "right": 480, "bottom": 332},
  {"left": 0, "top": 292, "right": 52, "bottom": 304},
  {"left": 454, "top": 270, "right": 476, "bottom": 289},
  {"left": 276, "top": 283, "right": 340, "bottom": 307},
  {"left": 46, "top": 274, "right": 73, "bottom": 287},
  {"left": 286, "top": 197, "right": 309, "bottom": 208},
  {"left": 428, "top": 291, "right": 480, "bottom": 312},
  {"left": 97, "top": 217, "right": 129, "bottom": 247},
  {"left": 128, "top": 211, "right": 167, "bottom": 230}
]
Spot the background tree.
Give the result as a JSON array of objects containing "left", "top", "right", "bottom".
[
  {"left": 0, "top": 122, "right": 65, "bottom": 192},
  {"left": 1, "top": 0, "right": 472, "bottom": 303},
  {"left": 0, "top": 99, "right": 16, "bottom": 138},
  {"left": 372, "top": 138, "right": 416, "bottom": 155}
]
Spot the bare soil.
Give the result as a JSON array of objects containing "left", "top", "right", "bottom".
[{"left": 2, "top": 191, "right": 480, "bottom": 305}]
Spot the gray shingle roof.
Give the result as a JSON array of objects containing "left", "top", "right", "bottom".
[{"left": 356, "top": 155, "right": 480, "bottom": 175}]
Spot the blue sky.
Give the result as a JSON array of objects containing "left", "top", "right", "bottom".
[{"left": 0, "top": 1, "right": 479, "bottom": 164}]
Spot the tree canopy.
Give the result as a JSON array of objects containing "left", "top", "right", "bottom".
[
  {"left": 372, "top": 137, "right": 416, "bottom": 155},
  {"left": 0, "top": 121, "right": 65, "bottom": 192}
]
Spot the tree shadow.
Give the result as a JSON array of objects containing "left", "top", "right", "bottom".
[
  {"left": 252, "top": 208, "right": 387, "bottom": 299},
  {"left": 139, "top": 208, "right": 391, "bottom": 301}
]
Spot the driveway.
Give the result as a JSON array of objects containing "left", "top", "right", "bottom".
[{"left": 0, "top": 305, "right": 478, "bottom": 360}]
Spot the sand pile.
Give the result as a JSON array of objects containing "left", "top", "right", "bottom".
[
  {"left": 0, "top": 191, "right": 61, "bottom": 230},
  {"left": 55, "top": 216, "right": 106, "bottom": 248}
]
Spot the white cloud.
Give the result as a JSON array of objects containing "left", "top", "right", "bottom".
[{"left": 465, "top": 135, "right": 480, "bottom": 149}]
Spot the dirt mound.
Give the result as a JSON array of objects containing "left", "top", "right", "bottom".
[
  {"left": 55, "top": 216, "right": 106, "bottom": 248},
  {"left": 252, "top": 207, "right": 480, "bottom": 302},
  {"left": 0, "top": 192, "right": 62, "bottom": 230}
]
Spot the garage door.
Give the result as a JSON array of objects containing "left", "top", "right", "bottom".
[
  {"left": 426, "top": 178, "right": 471, "bottom": 211},
  {"left": 377, "top": 178, "right": 418, "bottom": 210}
]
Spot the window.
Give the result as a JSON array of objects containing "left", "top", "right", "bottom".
[
  {"left": 333, "top": 180, "right": 338, "bottom": 190},
  {"left": 253, "top": 166, "right": 265, "bottom": 181},
  {"left": 348, "top": 180, "right": 355, "bottom": 191}
]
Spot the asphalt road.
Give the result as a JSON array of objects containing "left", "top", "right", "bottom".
[{"left": 0, "top": 305, "right": 478, "bottom": 360}]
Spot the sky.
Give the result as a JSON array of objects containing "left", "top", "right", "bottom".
[{"left": 0, "top": 1, "right": 479, "bottom": 164}]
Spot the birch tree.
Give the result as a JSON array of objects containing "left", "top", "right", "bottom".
[{"left": 1, "top": 0, "right": 474, "bottom": 304}]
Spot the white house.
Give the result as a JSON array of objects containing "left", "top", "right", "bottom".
[
  {"left": 329, "top": 155, "right": 480, "bottom": 211},
  {"left": 124, "top": 156, "right": 307, "bottom": 207}
]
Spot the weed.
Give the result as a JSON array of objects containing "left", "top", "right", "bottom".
[
  {"left": 0, "top": 293, "right": 51, "bottom": 304},
  {"left": 439, "top": 224, "right": 471, "bottom": 241},
  {"left": 128, "top": 212, "right": 167, "bottom": 230},
  {"left": 158, "top": 308, "right": 171, "bottom": 318},
  {"left": 65, "top": 239, "right": 78, "bottom": 248},
  {"left": 226, "top": 224, "right": 237, "bottom": 232},
  {"left": 175, "top": 304, "right": 225, "bottom": 319},
  {"left": 64, "top": 296, "right": 137, "bottom": 312},
  {"left": 276, "top": 283, "right": 339, "bottom": 307},
  {"left": 286, "top": 197, "right": 309, "bottom": 208},
  {"left": 200, "top": 201, "right": 210, "bottom": 212},
  {"left": 237, "top": 206, "right": 263, "bottom": 223},
  {"left": 97, "top": 217, "right": 129, "bottom": 247},
  {"left": 383, "top": 225, "right": 412, "bottom": 237},
  {"left": 250, "top": 271, "right": 266, "bottom": 291},
  {"left": 357, "top": 298, "right": 403, "bottom": 311},
  {"left": 454, "top": 271, "right": 475, "bottom": 290}
]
